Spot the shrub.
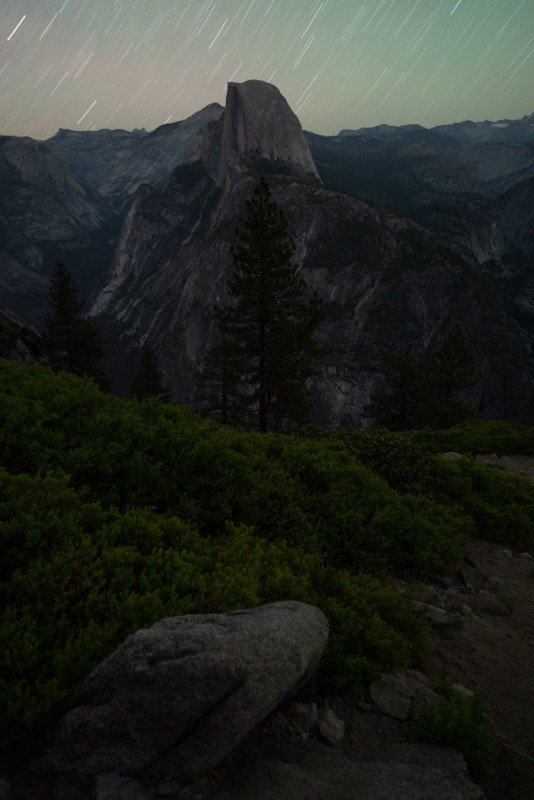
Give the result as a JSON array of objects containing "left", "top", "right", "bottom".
[
  {"left": 413, "top": 421, "right": 534, "bottom": 457},
  {"left": 0, "top": 470, "right": 426, "bottom": 754},
  {"left": 0, "top": 362, "right": 468, "bottom": 578},
  {"left": 416, "top": 680, "right": 495, "bottom": 778}
]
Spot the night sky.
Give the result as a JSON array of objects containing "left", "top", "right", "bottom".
[{"left": 1, "top": 0, "right": 533, "bottom": 139}]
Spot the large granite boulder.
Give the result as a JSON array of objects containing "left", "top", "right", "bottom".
[{"left": 49, "top": 602, "right": 328, "bottom": 782}]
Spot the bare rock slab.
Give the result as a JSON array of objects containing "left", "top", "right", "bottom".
[{"left": 49, "top": 602, "right": 328, "bottom": 782}]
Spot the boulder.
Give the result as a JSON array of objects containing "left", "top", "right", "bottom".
[
  {"left": 369, "top": 670, "right": 438, "bottom": 720},
  {"left": 318, "top": 706, "right": 345, "bottom": 746},
  {"left": 411, "top": 601, "right": 463, "bottom": 627},
  {"left": 212, "top": 738, "right": 484, "bottom": 800},
  {"left": 0, "top": 779, "right": 11, "bottom": 800},
  {"left": 50, "top": 602, "right": 328, "bottom": 782},
  {"left": 95, "top": 774, "right": 153, "bottom": 800}
]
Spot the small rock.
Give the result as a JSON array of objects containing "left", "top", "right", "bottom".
[
  {"left": 434, "top": 576, "right": 454, "bottom": 590},
  {"left": 96, "top": 774, "right": 154, "bottom": 800},
  {"left": 157, "top": 782, "right": 183, "bottom": 797},
  {"left": 463, "top": 556, "right": 477, "bottom": 568},
  {"left": 519, "top": 552, "right": 532, "bottom": 561},
  {"left": 493, "top": 548, "right": 512, "bottom": 560},
  {"left": 442, "top": 452, "right": 463, "bottom": 459},
  {"left": 318, "top": 706, "right": 345, "bottom": 746},
  {"left": 411, "top": 601, "right": 463, "bottom": 627},
  {"left": 370, "top": 677, "right": 412, "bottom": 720},
  {"left": 453, "top": 683, "right": 474, "bottom": 698},
  {"left": 270, "top": 701, "right": 318, "bottom": 739},
  {"left": 487, "top": 576, "right": 503, "bottom": 593},
  {"left": 461, "top": 604, "right": 475, "bottom": 618},
  {"left": 462, "top": 591, "right": 510, "bottom": 617},
  {"left": 0, "top": 779, "right": 11, "bottom": 800}
]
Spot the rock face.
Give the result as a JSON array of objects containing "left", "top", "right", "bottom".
[
  {"left": 0, "top": 135, "right": 115, "bottom": 322},
  {"left": 0, "top": 307, "right": 43, "bottom": 363},
  {"left": 46, "top": 104, "right": 223, "bottom": 210},
  {"left": 204, "top": 80, "right": 319, "bottom": 185},
  {"left": 91, "top": 82, "right": 533, "bottom": 421},
  {"left": 0, "top": 106, "right": 223, "bottom": 324},
  {"left": 50, "top": 602, "right": 328, "bottom": 782}
]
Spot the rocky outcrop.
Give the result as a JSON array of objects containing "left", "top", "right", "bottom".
[
  {"left": 50, "top": 602, "right": 328, "bottom": 783},
  {"left": 46, "top": 104, "right": 223, "bottom": 210},
  {"left": 0, "top": 307, "right": 43, "bottom": 363},
  {"left": 203, "top": 80, "right": 320, "bottom": 185},
  {"left": 210, "top": 736, "right": 484, "bottom": 800},
  {"left": 92, "top": 81, "right": 533, "bottom": 420},
  {"left": 0, "top": 135, "right": 117, "bottom": 323}
]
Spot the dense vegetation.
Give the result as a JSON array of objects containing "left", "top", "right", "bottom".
[
  {"left": 416, "top": 681, "right": 496, "bottom": 778},
  {"left": 1, "top": 361, "right": 533, "bottom": 755}
]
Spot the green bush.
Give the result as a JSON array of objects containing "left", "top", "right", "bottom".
[
  {"left": 413, "top": 421, "right": 534, "bottom": 457},
  {"left": 298, "top": 424, "right": 534, "bottom": 551},
  {"left": 0, "top": 362, "right": 469, "bottom": 578},
  {"left": 416, "top": 680, "right": 495, "bottom": 778},
  {"left": 0, "top": 469, "right": 426, "bottom": 753}
]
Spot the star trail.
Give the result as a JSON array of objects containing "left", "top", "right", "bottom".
[{"left": 0, "top": 0, "right": 532, "bottom": 138}]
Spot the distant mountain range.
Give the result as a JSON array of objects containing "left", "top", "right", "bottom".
[{"left": 0, "top": 87, "right": 532, "bottom": 423}]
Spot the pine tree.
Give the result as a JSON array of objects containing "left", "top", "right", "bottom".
[
  {"left": 131, "top": 342, "right": 171, "bottom": 402},
  {"left": 365, "top": 325, "right": 476, "bottom": 430},
  {"left": 364, "top": 347, "right": 425, "bottom": 430},
  {"left": 208, "top": 177, "right": 323, "bottom": 432},
  {"left": 195, "top": 308, "right": 251, "bottom": 426},
  {"left": 424, "top": 324, "right": 476, "bottom": 427},
  {"left": 43, "top": 260, "right": 106, "bottom": 385}
]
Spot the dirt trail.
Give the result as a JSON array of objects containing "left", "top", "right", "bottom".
[{"left": 429, "top": 541, "right": 534, "bottom": 800}]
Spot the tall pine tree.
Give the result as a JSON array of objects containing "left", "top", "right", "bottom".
[
  {"left": 131, "top": 343, "right": 171, "bottom": 402},
  {"left": 365, "top": 324, "right": 476, "bottom": 430},
  {"left": 200, "top": 178, "right": 323, "bottom": 432},
  {"left": 43, "top": 260, "right": 106, "bottom": 385}
]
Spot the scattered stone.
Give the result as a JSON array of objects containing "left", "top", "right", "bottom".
[
  {"left": 493, "top": 548, "right": 513, "bottom": 560},
  {"left": 461, "top": 591, "right": 510, "bottom": 617},
  {"left": 49, "top": 602, "right": 328, "bottom": 782},
  {"left": 461, "top": 604, "right": 475, "bottom": 619},
  {"left": 157, "top": 782, "right": 183, "bottom": 797},
  {"left": 487, "top": 576, "right": 503, "bottom": 593},
  {"left": 452, "top": 683, "right": 474, "bottom": 699},
  {"left": 411, "top": 601, "right": 463, "bottom": 627},
  {"left": 270, "top": 701, "right": 319, "bottom": 739},
  {"left": 214, "top": 738, "right": 484, "bottom": 800},
  {"left": 0, "top": 779, "right": 11, "bottom": 800},
  {"left": 318, "top": 706, "right": 345, "bottom": 746},
  {"left": 434, "top": 576, "right": 454, "bottom": 590},
  {"left": 369, "top": 670, "right": 438, "bottom": 721},
  {"left": 519, "top": 552, "right": 532, "bottom": 561},
  {"left": 442, "top": 452, "right": 463, "bottom": 460},
  {"left": 96, "top": 774, "right": 153, "bottom": 800}
]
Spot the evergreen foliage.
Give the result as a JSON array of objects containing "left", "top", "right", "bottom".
[
  {"left": 366, "top": 324, "right": 476, "bottom": 430},
  {"left": 131, "top": 342, "right": 171, "bottom": 402},
  {"left": 416, "top": 680, "right": 495, "bottom": 778},
  {"left": 201, "top": 178, "right": 323, "bottom": 432},
  {"left": 1, "top": 362, "right": 532, "bottom": 756},
  {"left": 195, "top": 309, "right": 251, "bottom": 426},
  {"left": 42, "top": 260, "right": 106, "bottom": 385}
]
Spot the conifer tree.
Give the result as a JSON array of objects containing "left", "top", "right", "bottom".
[
  {"left": 207, "top": 177, "right": 323, "bottom": 432},
  {"left": 43, "top": 260, "right": 106, "bottom": 385},
  {"left": 195, "top": 308, "right": 250, "bottom": 426},
  {"left": 365, "top": 324, "right": 476, "bottom": 430},
  {"left": 131, "top": 342, "right": 171, "bottom": 402}
]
